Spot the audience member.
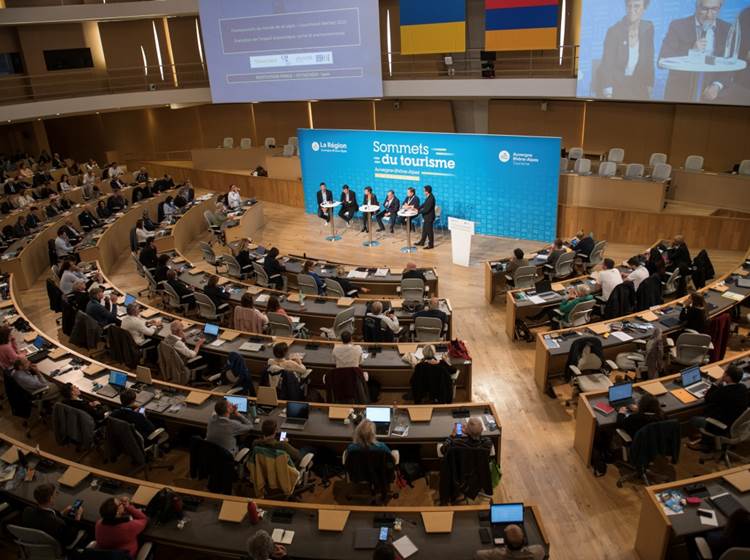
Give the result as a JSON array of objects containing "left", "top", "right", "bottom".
[
  {"left": 506, "top": 248, "right": 528, "bottom": 277},
  {"left": 252, "top": 418, "right": 301, "bottom": 465},
  {"left": 332, "top": 330, "right": 363, "bottom": 368},
  {"left": 266, "top": 342, "right": 309, "bottom": 388},
  {"left": 474, "top": 524, "right": 544, "bottom": 560},
  {"left": 246, "top": 530, "right": 286, "bottom": 560},
  {"left": 85, "top": 286, "right": 119, "bottom": 327},
  {"left": 206, "top": 398, "right": 253, "bottom": 455},
  {"left": 0, "top": 325, "right": 24, "bottom": 370},
  {"left": 21, "top": 483, "right": 83, "bottom": 548},
  {"left": 110, "top": 389, "right": 157, "bottom": 440},
  {"left": 95, "top": 496, "right": 148, "bottom": 559},
  {"left": 680, "top": 291, "right": 709, "bottom": 334},
  {"left": 596, "top": 258, "right": 623, "bottom": 301},
  {"left": 624, "top": 256, "right": 649, "bottom": 290},
  {"left": 616, "top": 393, "right": 664, "bottom": 438},
  {"left": 348, "top": 418, "right": 391, "bottom": 454},
  {"left": 61, "top": 382, "right": 106, "bottom": 423},
  {"left": 233, "top": 293, "right": 268, "bottom": 333},
  {"left": 689, "top": 365, "right": 749, "bottom": 450}
]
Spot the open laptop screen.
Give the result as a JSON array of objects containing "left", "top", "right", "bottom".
[
  {"left": 286, "top": 402, "right": 309, "bottom": 419},
  {"left": 491, "top": 503, "right": 524, "bottom": 524},
  {"left": 123, "top": 294, "right": 136, "bottom": 307},
  {"left": 33, "top": 336, "right": 46, "bottom": 349},
  {"left": 225, "top": 396, "right": 247, "bottom": 413},
  {"left": 204, "top": 323, "right": 220, "bottom": 336},
  {"left": 109, "top": 371, "right": 128, "bottom": 388},
  {"left": 365, "top": 407, "right": 391, "bottom": 423},
  {"left": 608, "top": 382, "right": 632, "bottom": 403},
  {"left": 681, "top": 366, "right": 702, "bottom": 387}
]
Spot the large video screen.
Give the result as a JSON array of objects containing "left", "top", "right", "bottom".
[
  {"left": 299, "top": 129, "right": 561, "bottom": 241},
  {"left": 198, "top": 0, "right": 383, "bottom": 103},
  {"left": 577, "top": 0, "right": 750, "bottom": 105}
]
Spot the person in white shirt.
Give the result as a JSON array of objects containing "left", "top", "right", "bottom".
[
  {"left": 84, "top": 159, "right": 99, "bottom": 173},
  {"left": 59, "top": 261, "right": 87, "bottom": 295},
  {"left": 624, "top": 256, "right": 650, "bottom": 290},
  {"left": 121, "top": 303, "right": 160, "bottom": 346},
  {"left": 366, "top": 301, "right": 400, "bottom": 334},
  {"left": 81, "top": 171, "right": 97, "bottom": 196},
  {"left": 332, "top": 330, "right": 364, "bottom": 369},
  {"left": 266, "top": 342, "right": 309, "bottom": 388},
  {"left": 227, "top": 184, "right": 242, "bottom": 209},
  {"left": 54, "top": 228, "right": 76, "bottom": 259},
  {"left": 134, "top": 219, "right": 152, "bottom": 246},
  {"left": 107, "top": 163, "right": 122, "bottom": 179},
  {"left": 57, "top": 174, "right": 72, "bottom": 193},
  {"left": 165, "top": 320, "right": 203, "bottom": 360},
  {"left": 597, "top": 258, "right": 623, "bottom": 301},
  {"left": 16, "top": 192, "right": 34, "bottom": 208}
]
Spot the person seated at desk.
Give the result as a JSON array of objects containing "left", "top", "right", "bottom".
[
  {"left": 680, "top": 291, "right": 709, "bottom": 334},
  {"left": 12, "top": 357, "right": 60, "bottom": 402},
  {"left": 134, "top": 219, "right": 152, "bottom": 246},
  {"left": 616, "top": 393, "right": 664, "bottom": 438},
  {"left": 348, "top": 418, "right": 391, "bottom": 454},
  {"left": 506, "top": 248, "right": 528, "bottom": 278},
  {"left": 110, "top": 176, "right": 126, "bottom": 191},
  {"left": 207, "top": 397, "right": 253, "bottom": 455},
  {"left": 339, "top": 184, "right": 358, "bottom": 226},
  {"left": 546, "top": 238, "right": 565, "bottom": 270},
  {"left": 57, "top": 174, "right": 72, "bottom": 193},
  {"left": 133, "top": 167, "right": 149, "bottom": 184},
  {"left": 689, "top": 365, "right": 749, "bottom": 450},
  {"left": 266, "top": 342, "right": 309, "bottom": 388},
  {"left": 411, "top": 344, "right": 458, "bottom": 404},
  {"left": 81, "top": 170, "right": 98, "bottom": 199},
  {"left": 54, "top": 228, "right": 78, "bottom": 261},
  {"left": 61, "top": 382, "right": 106, "bottom": 424},
  {"left": 78, "top": 208, "right": 100, "bottom": 231},
  {"left": 247, "top": 530, "right": 287, "bottom": 560},
  {"left": 266, "top": 295, "right": 288, "bottom": 317},
  {"left": 153, "top": 254, "right": 170, "bottom": 283},
  {"left": 332, "top": 330, "right": 364, "bottom": 368},
  {"left": 0, "top": 325, "right": 24, "bottom": 370},
  {"left": 263, "top": 247, "right": 285, "bottom": 290},
  {"left": 624, "top": 256, "right": 649, "bottom": 290},
  {"left": 86, "top": 286, "right": 119, "bottom": 327},
  {"left": 165, "top": 319, "right": 204, "bottom": 362},
  {"left": 26, "top": 208, "right": 42, "bottom": 229},
  {"left": 212, "top": 201, "right": 230, "bottom": 228},
  {"left": 302, "top": 261, "right": 325, "bottom": 294},
  {"left": 95, "top": 496, "right": 148, "bottom": 560},
  {"left": 166, "top": 269, "right": 196, "bottom": 307},
  {"left": 440, "top": 416, "right": 492, "bottom": 455},
  {"left": 376, "top": 190, "right": 400, "bottom": 233},
  {"left": 402, "top": 262, "right": 426, "bottom": 281},
  {"left": 67, "top": 280, "right": 91, "bottom": 311},
  {"left": 61, "top": 220, "right": 82, "bottom": 244},
  {"left": 414, "top": 297, "right": 447, "bottom": 328},
  {"left": 59, "top": 261, "right": 87, "bottom": 295},
  {"left": 96, "top": 200, "right": 111, "bottom": 220},
  {"left": 360, "top": 186, "right": 379, "bottom": 233},
  {"left": 530, "top": 284, "right": 594, "bottom": 325},
  {"left": 474, "top": 524, "right": 544, "bottom": 560},
  {"left": 204, "top": 274, "right": 231, "bottom": 310},
  {"left": 107, "top": 191, "right": 127, "bottom": 213},
  {"left": 702, "top": 509, "right": 750, "bottom": 559},
  {"left": 138, "top": 239, "right": 158, "bottom": 271},
  {"left": 234, "top": 293, "right": 268, "bottom": 333},
  {"left": 252, "top": 418, "right": 302, "bottom": 465},
  {"left": 316, "top": 182, "right": 333, "bottom": 223},
  {"left": 16, "top": 190, "right": 34, "bottom": 208},
  {"left": 572, "top": 230, "right": 595, "bottom": 258},
  {"left": 666, "top": 234, "right": 691, "bottom": 273},
  {"left": 110, "top": 388, "right": 158, "bottom": 440},
  {"left": 227, "top": 184, "right": 242, "bottom": 209},
  {"left": 21, "top": 483, "right": 84, "bottom": 549},
  {"left": 13, "top": 215, "right": 30, "bottom": 238},
  {"left": 366, "top": 301, "right": 400, "bottom": 336},
  {"left": 595, "top": 258, "right": 623, "bottom": 301},
  {"left": 152, "top": 173, "right": 174, "bottom": 193},
  {"left": 231, "top": 238, "right": 253, "bottom": 270},
  {"left": 121, "top": 303, "right": 159, "bottom": 349}
]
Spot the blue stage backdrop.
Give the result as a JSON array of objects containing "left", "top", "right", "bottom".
[{"left": 298, "top": 129, "right": 560, "bottom": 241}]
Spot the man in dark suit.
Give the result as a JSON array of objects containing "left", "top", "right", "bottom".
[
  {"left": 401, "top": 187, "right": 420, "bottom": 231},
  {"left": 316, "top": 182, "right": 333, "bottom": 223},
  {"left": 376, "top": 190, "right": 400, "bottom": 233},
  {"left": 403, "top": 262, "right": 427, "bottom": 281},
  {"left": 86, "top": 286, "right": 119, "bottom": 327},
  {"left": 338, "top": 184, "right": 358, "bottom": 226},
  {"left": 723, "top": 6, "right": 750, "bottom": 103},
  {"left": 415, "top": 185, "right": 435, "bottom": 249},
  {"left": 21, "top": 483, "right": 84, "bottom": 547},
  {"left": 414, "top": 297, "right": 447, "bottom": 328},
  {"left": 110, "top": 388, "right": 158, "bottom": 439},
  {"left": 61, "top": 382, "right": 106, "bottom": 423},
  {"left": 360, "top": 186, "right": 379, "bottom": 233},
  {"left": 659, "top": 0, "right": 732, "bottom": 102},
  {"left": 667, "top": 234, "right": 691, "bottom": 272}
]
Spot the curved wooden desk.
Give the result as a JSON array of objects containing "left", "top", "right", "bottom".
[
  {"left": 559, "top": 173, "right": 667, "bottom": 213},
  {"left": 672, "top": 168, "right": 750, "bottom": 213}
]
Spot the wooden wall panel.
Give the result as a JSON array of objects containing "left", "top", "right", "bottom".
[
  {"left": 44, "top": 113, "right": 106, "bottom": 163},
  {"left": 253, "top": 102, "right": 309, "bottom": 145},
  {"left": 488, "top": 100, "right": 583, "bottom": 147},
  {"left": 99, "top": 109, "right": 155, "bottom": 160},
  {"left": 312, "top": 101, "right": 374, "bottom": 131},
  {"left": 196, "top": 103, "right": 255, "bottom": 149},
  {"left": 375, "top": 100, "right": 455, "bottom": 132},
  {"left": 149, "top": 106, "right": 202, "bottom": 154},
  {"left": 166, "top": 15, "right": 204, "bottom": 86}
]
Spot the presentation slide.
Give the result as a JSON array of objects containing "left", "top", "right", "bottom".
[
  {"left": 577, "top": 0, "right": 750, "bottom": 105},
  {"left": 198, "top": 0, "right": 383, "bottom": 103},
  {"left": 299, "top": 129, "right": 561, "bottom": 242}
]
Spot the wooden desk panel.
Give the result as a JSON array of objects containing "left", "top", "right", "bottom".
[
  {"left": 672, "top": 169, "right": 750, "bottom": 212},
  {"left": 559, "top": 173, "right": 666, "bottom": 213}
]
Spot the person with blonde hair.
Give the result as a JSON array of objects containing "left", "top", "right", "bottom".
[{"left": 347, "top": 419, "right": 391, "bottom": 454}]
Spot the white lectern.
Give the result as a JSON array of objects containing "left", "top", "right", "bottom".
[{"left": 448, "top": 217, "right": 475, "bottom": 267}]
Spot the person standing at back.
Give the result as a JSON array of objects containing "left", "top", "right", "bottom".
[{"left": 415, "top": 185, "right": 435, "bottom": 249}]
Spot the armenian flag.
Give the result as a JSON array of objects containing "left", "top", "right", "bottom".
[
  {"left": 400, "top": 0, "right": 466, "bottom": 55},
  {"left": 485, "top": 0, "right": 559, "bottom": 52}
]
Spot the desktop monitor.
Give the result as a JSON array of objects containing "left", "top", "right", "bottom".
[
  {"left": 490, "top": 503, "right": 524, "bottom": 525},
  {"left": 681, "top": 366, "right": 702, "bottom": 387},
  {"left": 286, "top": 402, "right": 309, "bottom": 419},
  {"left": 365, "top": 407, "right": 391, "bottom": 423},
  {"left": 204, "top": 323, "right": 220, "bottom": 336},
  {"left": 608, "top": 382, "right": 633, "bottom": 403},
  {"left": 225, "top": 395, "right": 247, "bottom": 413},
  {"left": 123, "top": 294, "right": 137, "bottom": 307},
  {"left": 108, "top": 371, "right": 128, "bottom": 388}
]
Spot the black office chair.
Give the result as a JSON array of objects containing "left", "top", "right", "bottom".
[
  {"left": 615, "top": 419, "right": 681, "bottom": 487},
  {"left": 363, "top": 316, "right": 396, "bottom": 343},
  {"left": 3, "top": 369, "right": 49, "bottom": 439},
  {"left": 189, "top": 436, "right": 249, "bottom": 495},
  {"left": 7, "top": 524, "right": 88, "bottom": 560},
  {"left": 343, "top": 446, "right": 399, "bottom": 505},
  {"left": 80, "top": 541, "right": 153, "bottom": 560},
  {"left": 103, "top": 416, "right": 172, "bottom": 480}
]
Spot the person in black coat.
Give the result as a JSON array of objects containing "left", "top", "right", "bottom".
[
  {"left": 573, "top": 230, "right": 595, "bottom": 257},
  {"left": 78, "top": 209, "right": 100, "bottom": 231},
  {"left": 338, "top": 184, "right": 358, "bottom": 225},
  {"left": 598, "top": 0, "right": 654, "bottom": 100},
  {"left": 154, "top": 254, "right": 170, "bottom": 283},
  {"left": 376, "top": 190, "right": 400, "bottom": 233},
  {"left": 204, "top": 275, "right": 230, "bottom": 310},
  {"left": 415, "top": 185, "right": 436, "bottom": 249},
  {"left": 166, "top": 269, "right": 196, "bottom": 306},
  {"left": 96, "top": 200, "right": 111, "bottom": 220},
  {"left": 667, "top": 234, "right": 691, "bottom": 272},
  {"left": 138, "top": 240, "right": 158, "bottom": 271},
  {"left": 410, "top": 344, "right": 457, "bottom": 404},
  {"left": 689, "top": 365, "right": 749, "bottom": 449},
  {"left": 680, "top": 291, "right": 709, "bottom": 333},
  {"left": 85, "top": 286, "right": 119, "bottom": 327},
  {"left": 658, "top": 5, "right": 732, "bottom": 102},
  {"left": 107, "top": 192, "right": 127, "bottom": 213},
  {"left": 616, "top": 393, "right": 664, "bottom": 438},
  {"left": 110, "top": 389, "right": 157, "bottom": 439},
  {"left": 414, "top": 297, "right": 448, "bottom": 328},
  {"left": 263, "top": 247, "right": 285, "bottom": 290},
  {"left": 21, "top": 483, "right": 83, "bottom": 547},
  {"left": 61, "top": 382, "right": 106, "bottom": 423},
  {"left": 316, "top": 182, "right": 333, "bottom": 223},
  {"left": 360, "top": 187, "right": 379, "bottom": 233}
]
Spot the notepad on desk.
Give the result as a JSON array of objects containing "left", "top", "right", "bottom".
[
  {"left": 638, "top": 310, "right": 660, "bottom": 322},
  {"left": 58, "top": 466, "right": 89, "bottom": 488},
  {"left": 393, "top": 536, "right": 418, "bottom": 558},
  {"left": 610, "top": 331, "right": 632, "bottom": 342},
  {"left": 593, "top": 402, "right": 615, "bottom": 415},
  {"left": 272, "top": 529, "right": 295, "bottom": 545},
  {"left": 255, "top": 294, "right": 270, "bottom": 304},
  {"left": 375, "top": 268, "right": 389, "bottom": 276},
  {"left": 723, "top": 470, "right": 750, "bottom": 493},
  {"left": 722, "top": 291, "right": 745, "bottom": 302},
  {"left": 641, "top": 381, "right": 668, "bottom": 396},
  {"left": 528, "top": 295, "right": 545, "bottom": 305},
  {"left": 219, "top": 330, "right": 241, "bottom": 341},
  {"left": 671, "top": 388, "right": 698, "bottom": 404},
  {"left": 240, "top": 342, "right": 263, "bottom": 352}
]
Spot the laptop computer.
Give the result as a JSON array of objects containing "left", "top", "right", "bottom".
[
  {"left": 255, "top": 386, "right": 278, "bottom": 414},
  {"left": 681, "top": 366, "right": 711, "bottom": 398},
  {"left": 490, "top": 503, "right": 525, "bottom": 540},
  {"left": 281, "top": 402, "right": 309, "bottom": 430},
  {"left": 117, "top": 293, "right": 137, "bottom": 317},
  {"left": 135, "top": 366, "right": 152, "bottom": 385},
  {"left": 225, "top": 395, "right": 248, "bottom": 413},
  {"left": 27, "top": 335, "right": 51, "bottom": 363},
  {"left": 365, "top": 407, "right": 392, "bottom": 436},
  {"left": 608, "top": 382, "right": 634, "bottom": 407},
  {"left": 96, "top": 370, "right": 128, "bottom": 398},
  {"left": 737, "top": 278, "right": 750, "bottom": 289},
  {"left": 203, "top": 323, "right": 220, "bottom": 343}
]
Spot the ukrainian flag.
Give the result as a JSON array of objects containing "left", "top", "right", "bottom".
[
  {"left": 485, "top": 0, "right": 559, "bottom": 52},
  {"left": 400, "top": 0, "right": 466, "bottom": 55}
]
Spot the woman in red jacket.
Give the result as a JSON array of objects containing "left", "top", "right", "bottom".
[{"left": 95, "top": 497, "right": 148, "bottom": 558}]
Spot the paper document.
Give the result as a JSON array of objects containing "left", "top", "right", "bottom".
[
  {"left": 393, "top": 536, "right": 418, "bottom": 558},
  {"left": 528, "top": 295, "right": 546, "bottom": 304},
  {"left": 347, "top": 270, "right": 368, "bottom": 279},
  {"left": 240, "top": 342, "right": 263, "bottom": 352},
  {"left": 375, "top": 268, "right": 389, "bottom": 276},
  {"left": 210, "top": 339, "right": 226, "bottom": 347},
  {"left": 272, "top": 529, "right": 295, "bottom": 545},
  {"left": 610, "top": 331, "right": 632, "bottom": 342}
]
